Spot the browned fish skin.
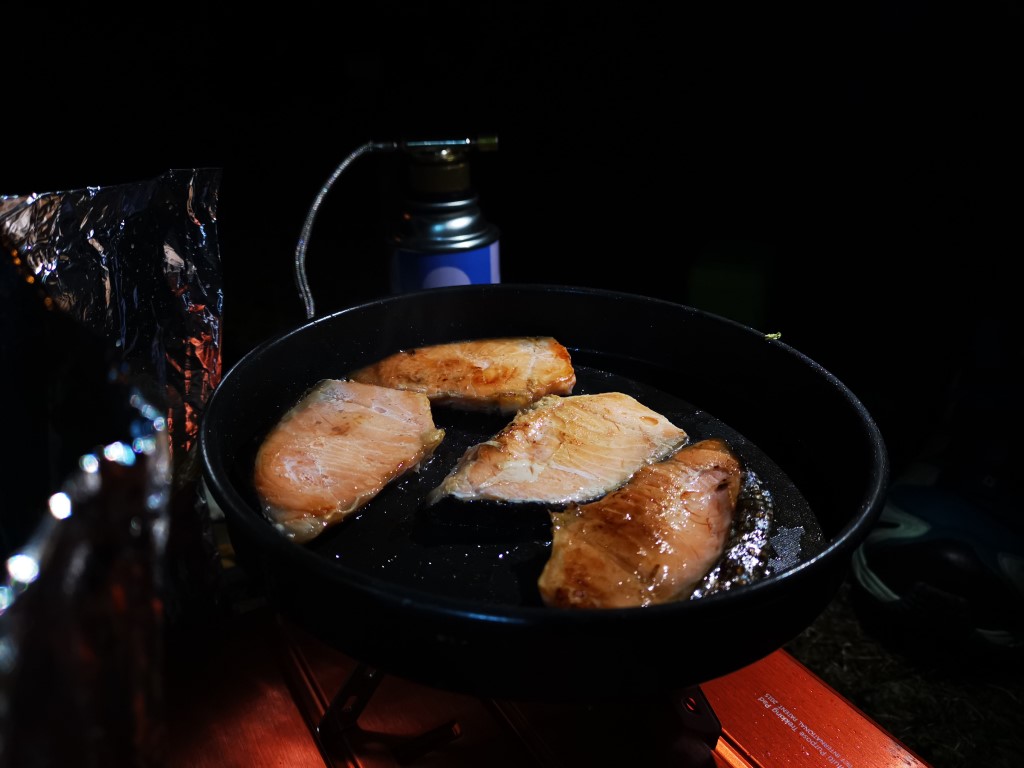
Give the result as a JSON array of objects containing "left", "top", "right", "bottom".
[
  {"left": 253, "top": 379, "right": 445, "bottom": 543},
  {"left": 349, "top": 336, "right": 576, "bottom": 413},
  {"left": 537, "top": 437, "right": 741, "bottom": 609},
  {"left": 427, "top": 392, "right": 689, "bottom": 506}
]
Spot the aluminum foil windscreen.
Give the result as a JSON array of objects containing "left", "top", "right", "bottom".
[
  {"left": 0, "top": 168, "right": 222, "bottom": 478},
  {"left": 0, "top": 381, "right": 172, "bottom": 767},
  {"left": 0, "top": 168, "right": 224, "bottom": 625},
  {"left": 0, "top": 168, "right": 222, "bottom": 763}
]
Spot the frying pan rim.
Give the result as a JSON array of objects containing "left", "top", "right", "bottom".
[{"left": 200, "top": 283, "right": 890, "bottom": 626}]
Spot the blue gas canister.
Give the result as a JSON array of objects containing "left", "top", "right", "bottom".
[
  {"left": 389, "top": 142, "right": 500, "bottom": 293},
  {"left": 293, "top": 137, "right": 499, "bottom": 319}
]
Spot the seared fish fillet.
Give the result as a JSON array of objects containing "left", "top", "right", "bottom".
[
  {"left": 349, "top": 336, "right": 576, "bottom": 413},
  {"left": 427, "top": 392, "right": 688, "bottom": 506},
  {"left": 538, "top": 438, "right": 741, "bottom": 609},
  {"left": 253, "top": 379, "right": 444, "bottom": 543}
]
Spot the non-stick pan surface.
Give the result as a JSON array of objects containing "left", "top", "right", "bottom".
[{"left": 200, "top": 284, "right": 889, "bottom": 700}]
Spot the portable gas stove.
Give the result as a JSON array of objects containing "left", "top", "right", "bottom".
[{"left": 164, "top": 602, "right": 931, "bottom": 768}]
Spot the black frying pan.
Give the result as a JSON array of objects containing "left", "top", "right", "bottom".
[{"left": 199, "top": 284, "right": 889, "bottom": 700}]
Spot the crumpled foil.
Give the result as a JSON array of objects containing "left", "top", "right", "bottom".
[
  {"left": 0, "top": 169, "right": 225, "bottom": 631},
  {"left": 0, "top": 168, "right": 223, "bottom": 472},
  {"left": 0, "top": 168, "right": 221, "bottom": 766},
  {"left": 0, "top": 381, "right": 171, "bottom": 767}
]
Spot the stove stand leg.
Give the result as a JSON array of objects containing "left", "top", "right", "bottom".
[
  {"left": 391, "top": 720, "right": 462, "bottom": 765},
  {"left": 674, "top": 686, "right": 722, "bottom": 749},
  {"left": 316, "top": 662, "right": 384, "bottom": 747},
  {"left": 661, "top": 685, "right": 722, "bottom": 766},
  {"left": 315, "top": 662, "right": 462, "bottom": 764}
]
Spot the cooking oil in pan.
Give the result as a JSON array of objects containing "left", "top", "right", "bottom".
[{"left": 303, "top": 365, "right": 826, "bottom": 606}]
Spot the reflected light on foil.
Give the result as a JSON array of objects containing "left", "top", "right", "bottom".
[
  {"left": 147, "top": 489, "right": 169, "bottom": 511},
  {"left": 103, "top": 441, "right": 136, "bottom": 466},
  {"left": 48, "top": 491, "right": 72, "bottom": 520},
  {"left": 0, "top": 635, "right": 15, "bottom": 671},
  {"left": 133, "top": 435, "right": 156, "bottom": 454},
  {"left": 7, "top": 554, "right": 40, "bottom": 585},
  {"left": 130, "top": 392, "right": 165, "bottom": 423}
]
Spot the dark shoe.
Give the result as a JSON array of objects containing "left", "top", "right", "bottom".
[{"left": 850, "top": 481, "right": 1024, "bottom": 664}]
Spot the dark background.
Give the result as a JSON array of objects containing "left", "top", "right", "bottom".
[
  {"left": 7, "top": 2, "right": 1020, "bottom": 477},
  {"left": 5, "top": 3, "right": 1022, "bottom": 765}
]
